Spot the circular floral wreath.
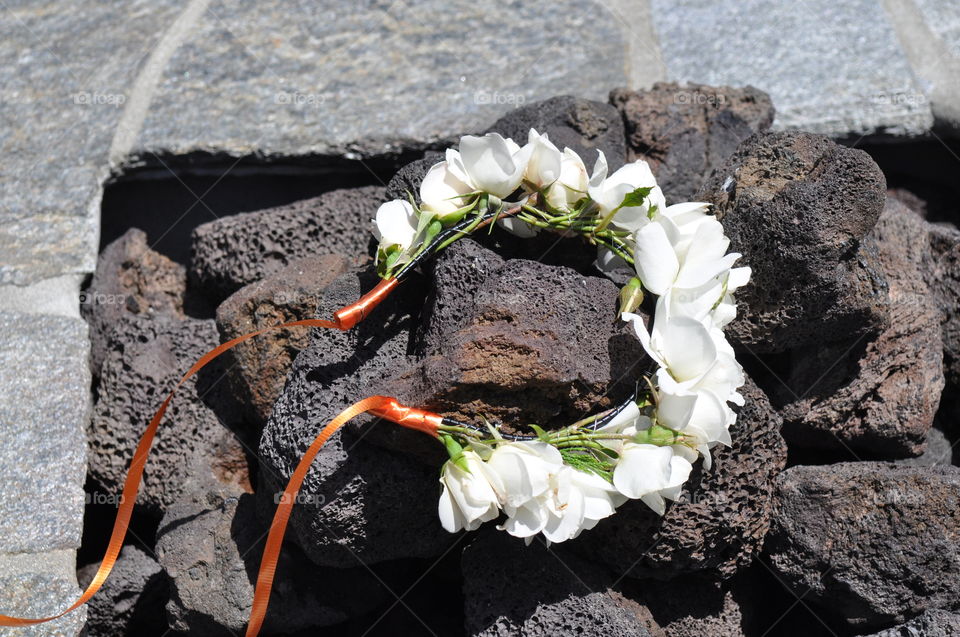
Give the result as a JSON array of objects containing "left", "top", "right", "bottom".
[
  {"left": 0, "top": 128, "right": 751, "bottom": 635},
  {"left": 371, "top": 129, "right": 750, "bottom": 545}
]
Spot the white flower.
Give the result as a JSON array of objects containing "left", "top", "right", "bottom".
[
  {"left": 522, "top": 129, "right": 562, "bottom": 190},
  {"left": 437, "top": 450, "right": 502, "bottom": 533},
  {"left": 711, "top": 266, "right": 751, "bottom": 327},
  {"left": 624, "top": 308, "right": 744, "bottom": 447},
  {"left": 588, "top": 151, "right": 666, "bottom": 232},
  {"left": 612, "top": 443, "right": 692, "bottom": 515},
  {"left": 419, "top": 149, "right": 475, "bottom": 218},
  {"left": 633, "top": 213, "right": 740, "bottom": 296},
  {"left": 542, "top": 467, "right": 625, "bottom": 543},
  {"left": 458, "top": 132, "right": 529, "bottom": 198},
  {"left": 545, "top": 148, "right": 589, "bottom": 211},
  {"left": 485, "top": 441, "right": 561, "bottom": 538},
  {"left": 373, "top": 199, "right": 419, "bottom": 251},
  {"left": 483, "top": 441, "right": 622, "bottom": 542}
]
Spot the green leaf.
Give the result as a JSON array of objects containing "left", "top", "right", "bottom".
[
  {"left": 619, "top": 186, "right": 654, "bottom": 209},
  {"left": 529, "top": 424, "right": 551, "bottom": 442}
]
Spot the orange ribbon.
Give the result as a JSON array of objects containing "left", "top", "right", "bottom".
[{"left": 0, "top": 278, "right": 404, "bottom": 630}]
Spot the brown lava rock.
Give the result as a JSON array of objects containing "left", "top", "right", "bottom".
[
  {"left": 699, "top": 131, "right": 889, "bottom": 352},
  {"left": 387, "top": 239, "right": 646, "bottom": 432},
  {"left": 215, "top": 253, "right": 352, "bottom": 426},
  {"left": 610, "top": 83, "right": 775, "bottom": 201},
  {"left": 82, "top": 228, "right": 186, "bottom": 378},
  {"left": 776, "top": 197, "right": 944, "bottom": 458}
]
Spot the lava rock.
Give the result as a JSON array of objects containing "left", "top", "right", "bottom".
[
  {"left": 258, "top": 268, "right": 454, "bottom": 567},
  {"left": 82, "top": 228, "right": 186, "bottom": 378},
  {"left": 384, "top": 151, "right": 443, "bottom": 204},
  {"left": 486, "top": 95, "right": 627, "bottom": 170},
  {"left": 626, "top": 570, "right": 765, "bottom": 637},
  {"left": 215, "top": 254, "right": 352, "bottom": 426},
  {"left": 699, "top": 131, "right": 889, "bottom": 352},
  {"left": 862, "top": 609, "right": 960, "bottom": 636},
  {"left": 413, "top": 238, "right": 506, "bottom": 356},
  {"left": 77, "top": 545, "right": 168, "bottom": 637},
  {"left": 610, "top": 83, "right": 775, "bottom": 201},
  {"left": 190, "top": 185, "right": 383, "bottom": 303},
  {"left": 156, "top": 481, "right": 384, "bottom": 635},
  {"left": 928, "top": 221, "right": 960, "bottom": 389},
  {"left": 89, "top": 316, "right": 251, "bottom": 517},
  {"left": 894, "top": 425, "right": 956, "bottom": 467},
  {"left": 390, "top": 252, "right": 646, "bottom": 430},
  {"left": 587, "top": 376, "right": 787, "bottom": 580},
  {"left": 776, "top": 198, "right": 944, "bottom": 458},
  {"left": 767, "top": 463, "right": 960, "bottom": 628},
  {"left": 461, "top": 530, "right": 663, "bottom": 637}
]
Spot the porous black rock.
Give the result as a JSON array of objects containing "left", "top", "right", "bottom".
[
  {"left": 461, "top": 530, "right": 663, "bottom": 637},
  {"left": 699, "top": 131, "right": 889, "bottom": 352},
  {"left": 156, "top": 481, "right": 384, "bottom": 635},
  {"left": 587, "top": 376, "right": 786, "bottom": 580},
  {"left": 258, "top": 268, "right": 454, "bottom": 567},
  {"left": 190, "top": 185, "right": 383, "bottom": 304},
  {"left": 89, "top": 316, "right": 250, "bottom": 517},
  {"left": 77, "top": 545, "right": 168, "bottom": 637},
  {"left": 383, "top": 151, "right": 443, "bottom": 204},
  {"left": 766, "top": 462, "right": 960, "bottom": 629},
  {"left": 486, "top": 95, "right": 627, "bottom": 170},
  {"left": 610, "top": 83, "right": 775, "bottom": 201},
  {"left": 775, "top": 198, "right": 944, "bottom": 458}
]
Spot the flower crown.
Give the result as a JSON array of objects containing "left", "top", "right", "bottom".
[
  {"left": 0, "top": 128, "right": 749, "bottom": 636},
  {"left": 372, "top": 129, "right": 750, "bottom": 544}
]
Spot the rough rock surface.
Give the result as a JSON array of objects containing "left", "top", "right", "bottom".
[
  {"left": 89, "top": 316, "right": 250, "bottom": 517},
  {"left": 587, "top": 376, "right": 786, "bottom": 579},
  {"left": 627, "top": 571, "right": 764, "bottom": 637},
  {"left": 216, "top": 254, "right": 352, "bottom": 426},
  {"left": 610, "top": 83, "right": 775, "bottom": 201},
  {"left": 486, "top": 95, "right": 627, "bottom": 170},
  {"left": 767, "top": 463, "right": 960, "bottom": 628},
  {"left": 389, "top": 244, "right": 645, "bottom": 430},
  {"left": 190, "top": 185, "right": 383, "bottom": 303},
  {"left": 384, "top": 151, "right": 443, "bottom": 205},
  {"left": 776, "top": 198, "right": 944, "bottom": 457},
  {"left": 259, "top": 268, "right": 454, "bottom": 567},
  {"left": 77, "top": 545, "right": 168, "bottom": 637},
  {"left": 895, "top": 425, "right": 956, "bottom": 467},
  {"left": 462, "top": 530, "right": 663, "bottom": 637},
  {"left": 862, "top": 609, "right": 960, "bottom": 636},
  {"left": 699, "top": 131, "right": 889, "bottom": 352},
  {"left": 157, "top": 481, "right": 383, "bottom": 635},
  {"left": 82, "top": 228, "right": 186, "bottom": 378},
  {"left": 928, "top": 221, "right": 960, "bottom": 389}
]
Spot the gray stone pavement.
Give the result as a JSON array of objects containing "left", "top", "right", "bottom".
[{"left": 0, "top": 0, "right": 957, "bottom": 633}]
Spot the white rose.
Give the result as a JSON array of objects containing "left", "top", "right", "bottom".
[
  {"left": 587, "top": 151, "right": 666, "bottom": 232},
  {"left": 437, "top": 450, "right": 502, "bottom": 533},
  {"left": 372, "top": 199, "right": 419, "bottom": 251},
  {"left": 458, "top": 132, "right": 530, "bottom": 199},
  {"left": 419, "top": 149, "right": 475, "bottom": 218}
]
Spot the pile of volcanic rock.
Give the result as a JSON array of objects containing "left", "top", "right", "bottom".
[{"left": 79, "top": 84, "right": 960, "bottom": 636}]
